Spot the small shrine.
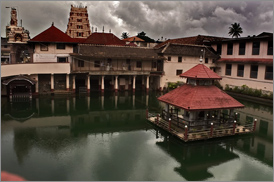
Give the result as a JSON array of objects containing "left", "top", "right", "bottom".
[{"left": 147, "top": 62, "right": 257, "bottom": 142}]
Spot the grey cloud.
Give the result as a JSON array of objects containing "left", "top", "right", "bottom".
[{"left": 1, "top": 1, "right": 273, "bottom": 40}]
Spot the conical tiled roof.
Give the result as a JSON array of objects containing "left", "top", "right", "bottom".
[
  {"left": 158, "top": 85, "right": 244, "bottom": 111},
  {"left": 180, "top": 64, "right": 222, "bottom": 80}
]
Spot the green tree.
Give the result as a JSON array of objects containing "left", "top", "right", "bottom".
[
  {"left": 228, "top": 23, "right": 243, "bottom": 38},
  {"left": 121, "top": 32, "right": 129, "bottom": 39}
]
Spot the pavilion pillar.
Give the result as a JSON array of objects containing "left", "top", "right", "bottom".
[
  {"left": 86, "top": 75, "right": 90, "bottom": 93},
  {"left": 217, "top": 110, "right": 221, "bottom": 119},
  {"left": 87, "top": 96, "right": 90, "bottom": 110},
  {"left": 229, "top": 109, "right": 234, "bottom": 118},
  {"left": 101, "top": 76, "right": 105, "bottom": 93},
  {"left": 72, "top": 75, "right": 76, "bottom": 93},
  {"left": 66, "top": 74, "right": 70, "bottom": 91},
  {"left": 50, "top": 74, "right": 54, "bottom": 92},
  {"left": 29, "top": 85, "right": 32, "bottom": 99},
  {"left": 133, "top": 75, "right": 136, "bottom": 93},
  {"left": 146, "top": 76, "right": 149, "bottom": 93},
  {"left": 204, "top": 111, "right": 208, "bottom": 120},
  {"left": 115, "top": 75, "right": 118, "bottom": 92},
  {"left": 73, "top": 97, "right": 76, "bottom": 111}
]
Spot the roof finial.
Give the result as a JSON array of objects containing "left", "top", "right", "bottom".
[
  {"left": 52, "top": 22, "right": 54, "bottom": 26},
  {"left": 103, "top": 26, "right": 104, "bottom": 33},
  {"left": 95, "top": 27, "right": 97, "bottom": 32},
  {"left": 109, "top": 29, "right": 111, "bottom": 33}
]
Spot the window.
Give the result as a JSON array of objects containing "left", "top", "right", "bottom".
[
  {"left": 212, "top": 59, "right": 216, "bottom": 63},
  {"left": 217, "top": 44, "right": 222, "bottom": 55},
  {"left": 265, "top": 66, "right": 273, "bottom": 80},
  {"left": 267, "top": 41, "right": 273, "bottom": 55},
  {"left": 225, "top": 64, "right": 232, "bottom": 76},
  {"left": 152, "top": 61, "right": 157, "bottom": 68},
  {"left": 57, "top": 57, "right": 67, "bottom": 63},
  {"left": 250, "top": 65, "right": 258, "bottom": 79},
  {"left": 126, "top": 59, "right": 130, "bottom": 64},
  {"left": 237, "top": 64, "right": 244, "bottom": 77},
  {"left": 205, "top": 58, "right": 208, "bottom": 64},
  {"left": 94, "top": 61, "right": 100, "bottom": 67},
  {"left": 168, "top": 56, "right": 171, "bottom": 61},
  {"left": 77, "top": 19, "right": 82, "bottom": 22},
  {"left": 78, "top": 60, "right": 84, "bottom": 67},
  {"left": 227, "top": 43, "right": 233, "bottom": 55},
  {"left": 136, "top": 61, "right": 142, "bottom": 68},
  {"left": 78, "top": 32, "right": 83, "bottom": 37},
  {"left": 56, "top": 43, "right": 65, "bottom": 49},
  {"left": 252, "top": 41, "right": 260, "bottom": 55},
  {"left": 176, "top": 70, "right": 183, "bottom": 75},
  {"left": 178, "top": 56, "right": 182, "bottom": 62},
  {"left": 239, "top": 42, "right": 246, "bottom": 55},
  {"left": 4, "top": 45, "right": 7, "bottom": 48},
  {"left": 40, "top": 43, "right": 48, "bottom": 51}
]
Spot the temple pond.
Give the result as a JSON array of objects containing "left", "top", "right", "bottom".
[{"left": 1, "top": 91, "right": 273, "bottom": 181}]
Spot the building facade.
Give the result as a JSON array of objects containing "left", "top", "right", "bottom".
[{"left": 211, "top": 32, "right": 273, "bottom": 93}]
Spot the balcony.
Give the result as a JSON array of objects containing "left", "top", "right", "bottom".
[{"left": 1, "top": 62, "right": 70, "bottom": 78}]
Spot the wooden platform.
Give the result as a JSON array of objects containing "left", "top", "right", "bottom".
[{"left": 147, "top": 116, "right": 253, "bottom": 142}]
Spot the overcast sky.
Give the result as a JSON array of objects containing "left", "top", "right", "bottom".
[{"left": 1, "top": 1, "right": 273, "bottom": 40}]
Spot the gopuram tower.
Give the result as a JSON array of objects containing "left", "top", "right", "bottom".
[{"left": 66, "top": 4, "right": 91, "bottom": 38}]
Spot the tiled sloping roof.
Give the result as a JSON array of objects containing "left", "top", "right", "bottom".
[
  {"left": 123, "top": 36, "right": 144, "bottom": 42},
  {"left": 29, "top": 25, "right": 76, "bottom": 43},
  {"left": 73, "top": 45, "right": 164, "bottom": 60},
  {"left": 158, "top": 84, "right": 244, "bottom": 111},
  {"left": 155, "top": 35, "right": 227, "bottom": 48},
  {"left": 73, "top": 38, "right": 87, "bottom": 43},
  {"left": 217, "top": 58, "right": 273, "bottom": 65},
  {"left": 180, "top": 64, "right": 222, "bottom": 80},
  {"left": 159, "top": 44, "right": 220, "bottom": 59},
  {"left": 83, "top": 33, "right": 126, "bottom": 46}
]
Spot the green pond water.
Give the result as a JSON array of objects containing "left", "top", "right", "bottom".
[{"left": 1, "top": 91, "right": 273, "bottom": 181}]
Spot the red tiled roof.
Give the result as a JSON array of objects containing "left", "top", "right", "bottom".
[
  {"left": 29, "top": 25, "right": 77, "bottom": 43},
  {"left": 158, "top": 85, "right": 244, "bottom": 111},
  {"left": 155, "top": 35, "right": 227, "bottom": 48},
  {"left": 73, "top": 38, "right": 87, "bottom": 43},
  {"left": 123, "top": 36, "right": 144, "bottom": 42},
  {"left": 180, "top": 64, "right": 222, "bottom": 80},
  {"left": 83, "top": 33, "right": 126, "bottom": 46},
  {"left": 217, "top": 58, "right": 273, "bottom": 65}
]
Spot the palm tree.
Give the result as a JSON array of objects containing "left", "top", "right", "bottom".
[
  {"left": 121, "top": 32, "right": 129, "bottom": 39},
  {"left": 228, "top": 23, "right": 243, "bottom": 38}
]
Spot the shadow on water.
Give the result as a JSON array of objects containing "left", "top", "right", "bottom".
[{"left": 1, "top": 91, "right": 273, "bottom": 181}]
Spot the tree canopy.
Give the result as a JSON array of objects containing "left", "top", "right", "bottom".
[
  {"left": 121, "top": 32, "right": 129, "bottom": 39},
  {"left": 228, "top": 23, "right": 243, "bottom": 38},
  {"left": 136, "top": 31, "right": 155, "bottom": 43}
]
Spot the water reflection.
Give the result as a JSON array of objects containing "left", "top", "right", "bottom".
[{"left": 1, "top": 92, "right": 273, "bottom": 181}]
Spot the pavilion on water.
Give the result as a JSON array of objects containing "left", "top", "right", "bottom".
[{"left": 147, "top": 62, "right": 257, "bottom": 142}]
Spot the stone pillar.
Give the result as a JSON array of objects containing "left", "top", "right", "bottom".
[
  {"left": 229, "top": 109, "right": 234, "bottom": 118},
  {"left": 146, "top": 76, "right": 149, "bottom": 92},
  {"left": 87, "top": 75, "right": 90, "bottom": 93},
  {"left": 29, "top": 85, "right": 32, "bottom": 99},
  {"left": 72, "top": 75, "right": 76, "bottom": 93},
  {"left": 204, "top": 111, "right": 208, "bottom": 120},
  {"left": 51, "top": 74, "right": 54, "bottom": 92},
  {"left": 66, "top": 74, "right": 70, "bottom": 91},
  {"left": 133, "top": 75, "right": 136, "bottom": 92},
  {"left": 36, "top": 98, "right": 39, "bottom": 115},
  {"left": 217, "top": 110, "right": 221, "bottom": 119},
  {"left": 115, "top": 76, "right": 118, "bottom": 92},
  {"left": 101, "top": 76, "right": 105, "bottom": 93}
]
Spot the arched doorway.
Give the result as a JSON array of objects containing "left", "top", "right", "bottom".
[{"left": 2, "top": 75, "right": 36, "bottom": 99}]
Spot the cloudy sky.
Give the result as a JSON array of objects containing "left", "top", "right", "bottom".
[{"left": 1, "top": 1, "right": 273, "bottom": 40}]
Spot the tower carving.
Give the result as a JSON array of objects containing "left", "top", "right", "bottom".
[{"left": 66, "top": 4, "right": 91, "bottom": 38}]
